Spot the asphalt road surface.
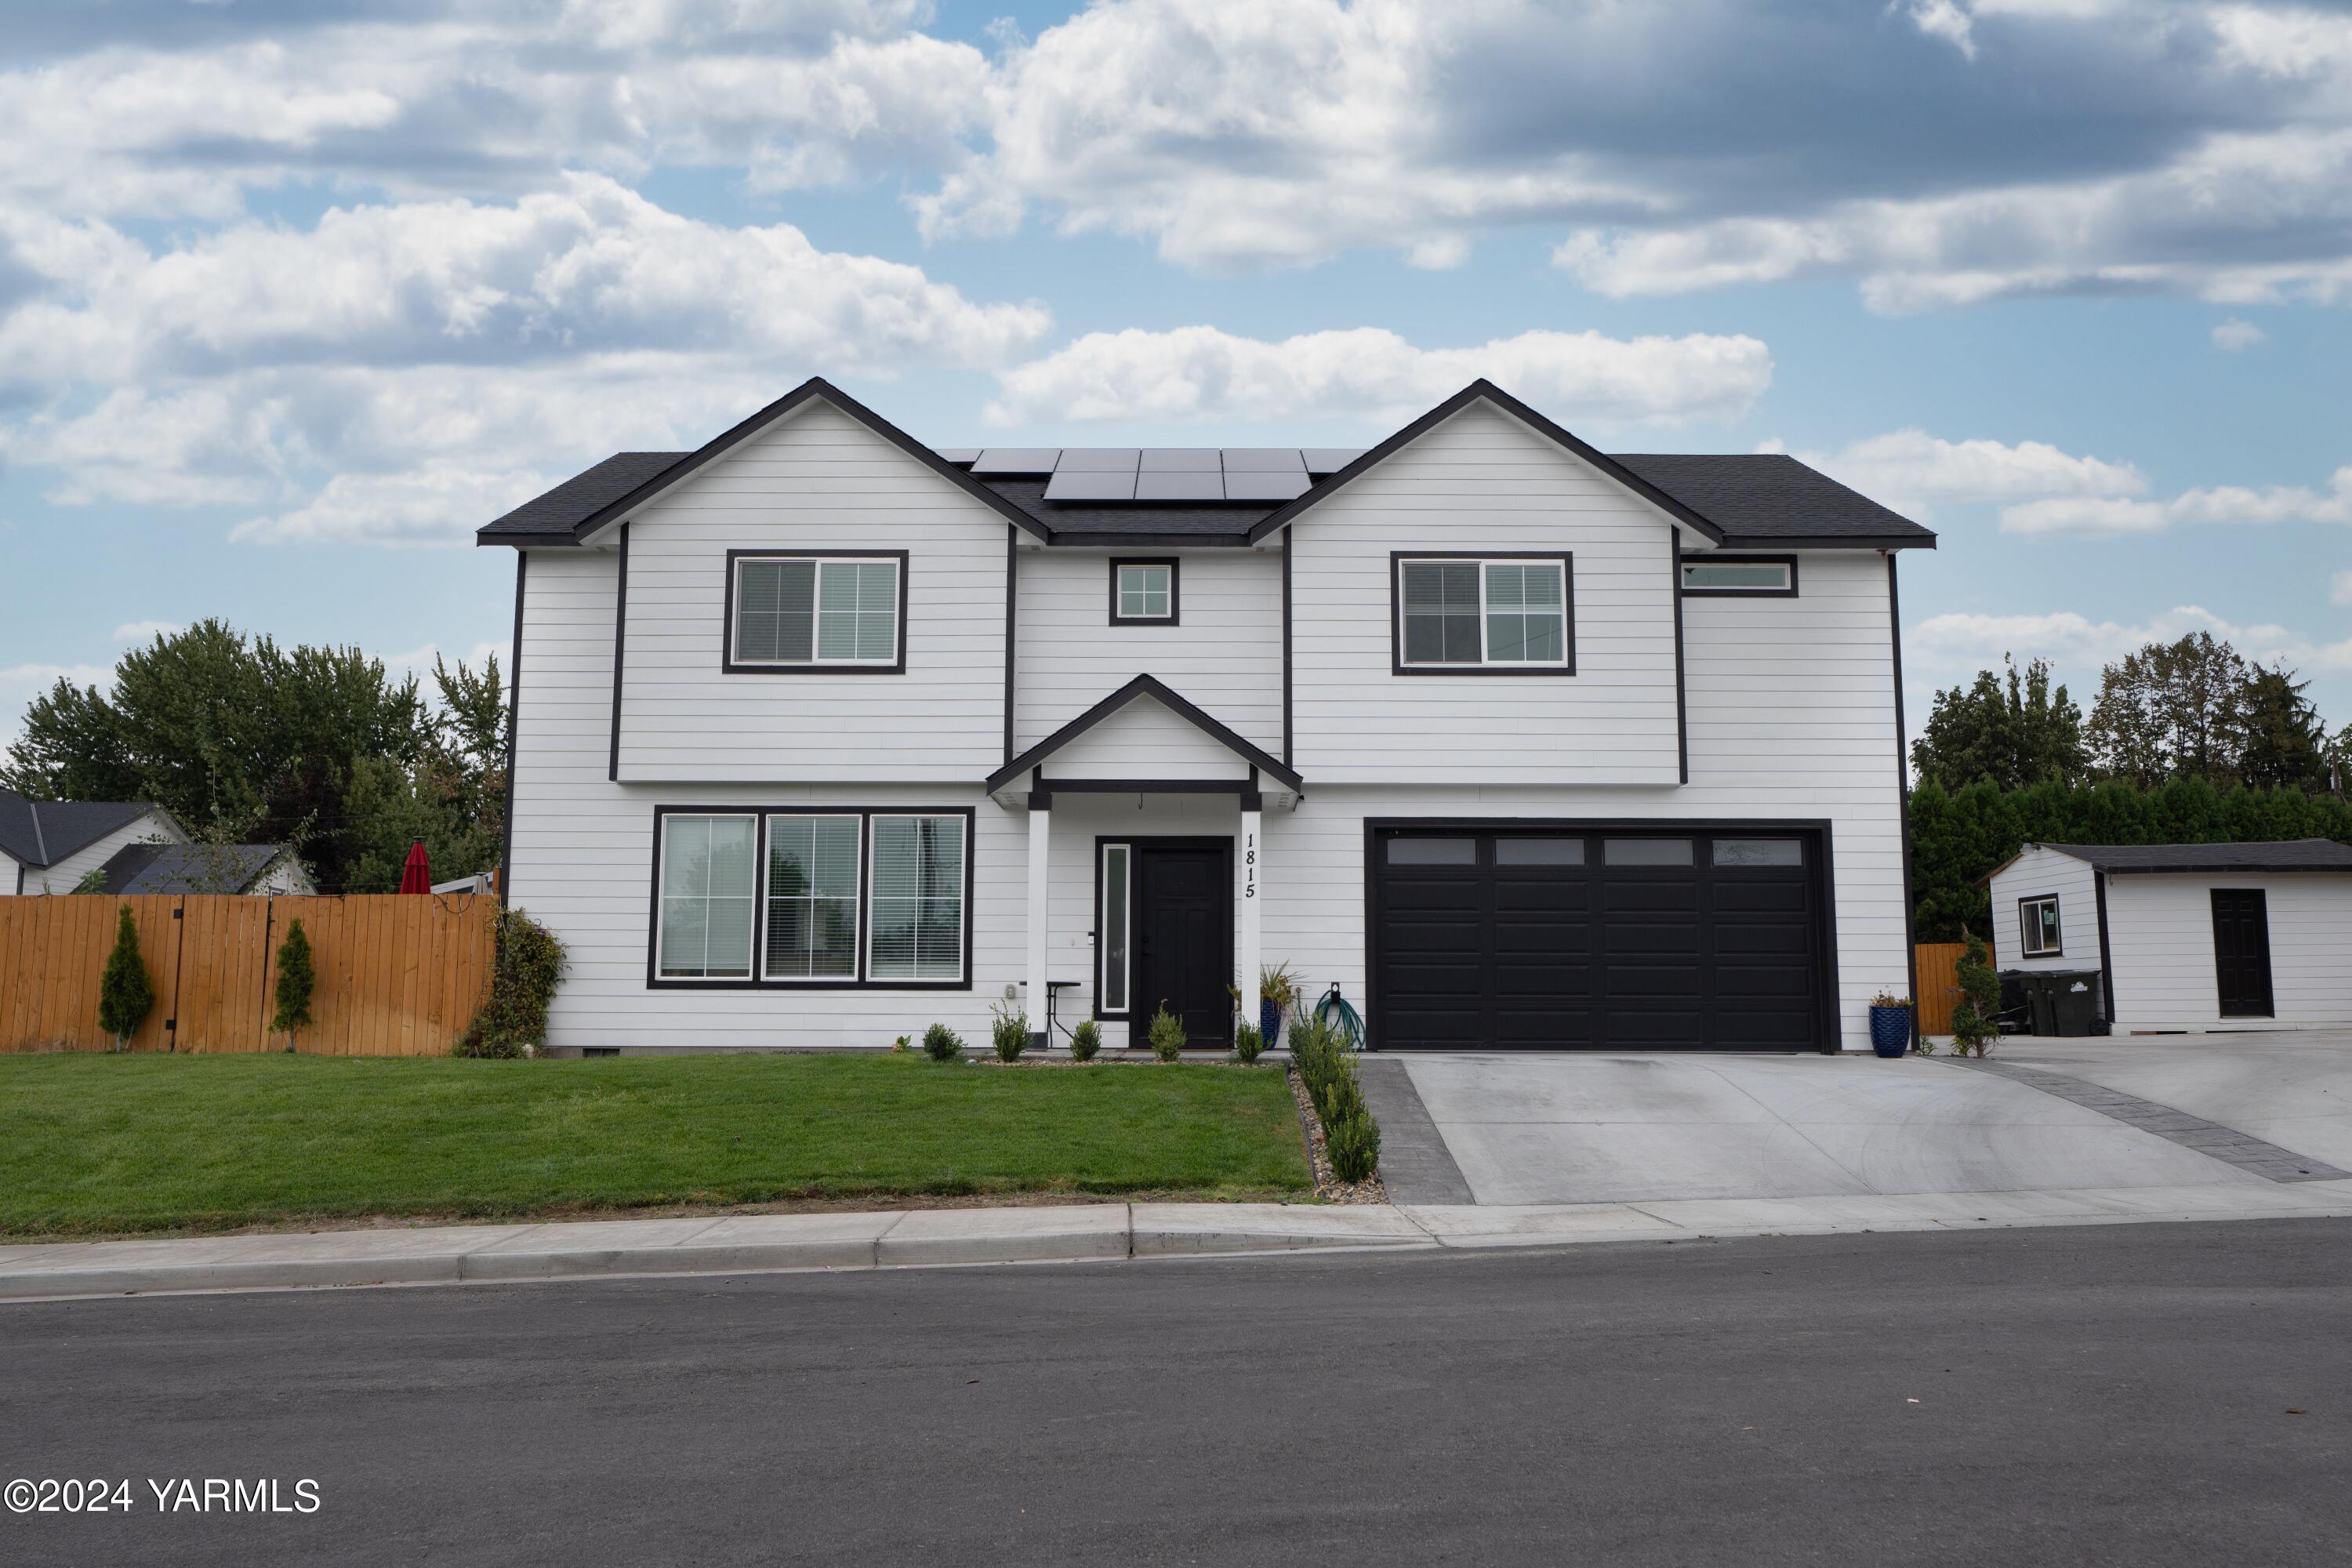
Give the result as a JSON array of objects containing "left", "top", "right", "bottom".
[{"left": 4, "top": 1219, "right": 2349, "bottom": 1566}]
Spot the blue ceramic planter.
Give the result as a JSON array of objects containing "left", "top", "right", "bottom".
[
  {"left": 1868, "top": 1005, "right": 1912, "bottom": 1058},
  {"left": 1259, "top": 998, "right": 1283, "bottom": 1051}
]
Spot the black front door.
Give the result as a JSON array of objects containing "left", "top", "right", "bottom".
[
  {"left": 2212, "top": 889, "right": 2275, "bottom": 1018},
  {"left": 1136, "top": 842, "right": 1232, "bottom": 1047}
]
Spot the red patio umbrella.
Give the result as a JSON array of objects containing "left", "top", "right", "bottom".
[{"left": 397, "top": 840, "right": 431, "bottom": 894}]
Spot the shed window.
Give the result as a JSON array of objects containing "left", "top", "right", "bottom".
[{"left": 2020, "top": 895, "right": 2063, "bottom": 957}]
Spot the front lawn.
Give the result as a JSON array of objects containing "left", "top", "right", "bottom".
[{"left": 0, "top": 1053, "right": 1312, "bottom": 1238}]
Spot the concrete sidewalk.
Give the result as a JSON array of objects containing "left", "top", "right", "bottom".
[{"left": 7, "top": 1179, "right": 2351, "bottom": 1302}]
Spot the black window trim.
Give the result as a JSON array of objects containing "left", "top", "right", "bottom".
[
  {"left": 645, "top": 803, "right": 975, "bottom": 991},
  {"left": 1680, "top": 552, "right": 1799, "bottom": 598},
  {"left": 1093, "top": 838, "right": 1133, "bottom": 1020},
  {"left": 2019, "top": 893, "right": 2063, "bottom": 958},
  {"left": 1108, "top": 557, "right": 1180, "bottom": 626},
  {"left": 721, "top": 548, "right": 911, "bottom": 675},
  {"left": 1388, "top": 550, "right": 1577, "bottom": 677}
]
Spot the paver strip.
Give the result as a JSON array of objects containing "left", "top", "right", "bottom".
[
  {"left": 1944, "top": 1056, "right": 2350, "bottom": 1181},
  {"left": 1356, "top": 1058, "right": 1477, "bottom": 1205}
]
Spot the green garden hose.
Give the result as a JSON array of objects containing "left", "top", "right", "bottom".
[{"left": 1315, "top": 984, "right": 1366, "bottom": 1051}]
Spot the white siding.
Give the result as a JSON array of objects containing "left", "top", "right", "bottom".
[
  {"left": 1290, "top": 402, "right": 1682, "bottom": 785},
  {"left": 1015, "top": 548, "right": 1282, "bottom": 753},
  {"left": 2106, "top": 873, "right": 2352, "bottom": 1030},
  {"left": 0, "top": 848, "right": 16, "bottom": 893},
  {"left": 16, "top": 812, "right": 183, "bottom": 895},
  {"left": 1044, "top": 695, "right": 1254, "bottom": 781},
  {"left": 615, "top": 399, "right": 1009, "bottom": 783},
  {"left": 1988, "top": 846, "right": 2103, "bottom": 972}
]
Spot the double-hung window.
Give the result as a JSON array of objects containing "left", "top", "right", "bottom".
[
  {"left": 1396, "top": 555, "right": 1572, "bottom": 671},
  {"left": 2020, "top": 895, "right": 2063, "bottom": 957},
  {"left": 653, "top": 808, "right": 970, "bottom": 986},
  {"left": 729, "top": 553, "right": 905, "bottom": 670}
]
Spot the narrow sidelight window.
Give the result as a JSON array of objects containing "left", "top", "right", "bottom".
[
  {"left": 659, "top": 814, "right": 757, "bottom": 978},
  {"left": 1100, "top": 844, "right": 1131, "bottom": 1014},
  {"left": 764, "top": 815, "right": 861, "bottom": 979},
  {"left": 869, "top": 815, "right": 967, "bottom": 981},
  {"left": 1110, "top": 560, "right": 1178, "bottom": 624},
  {"left": 2020, "top": 895, "right": 2062, "bottom": 957},
  {"left": 731, "top": 555, "right": 903, "bottom": 669},
  {"left": 1397, "top": 556, "right": 1571, "bottom": 670}
]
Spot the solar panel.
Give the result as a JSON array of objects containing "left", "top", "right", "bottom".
[
  {"left": 1054, "top": 448, "right": 1140, "bottom": 472},
  {"left": 970, "top": 448, "right": 1062, "bottom": 474},
  {"left": 1134, "top": 471, "right": 1226, "bottom": 502},
  {"left": 933, "top": 448, "right": 982, "bottom": 465},
  {"left": 1301, "top": 448, "right": 1365, "bottom": 474},
  {"left": 1221, "top": 448, "right": 1306, "bottom": 472},
  {"left": 1042, "top": 470, "right": 1139, "bottom": 501},
  {"left": 1221, "top": 471, "right": 1311, "bottom": 502},
  {"left": 1140, "top": 448, "right": 1221, "bottom": 471}
]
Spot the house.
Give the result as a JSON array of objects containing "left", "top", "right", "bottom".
[
  {"left": 0, "top": 789, "right": 186, "bottom": 895},
  {"left": 1988, "top": 840, "right": 2352, "bottom": 1033},
  {"left": 477, "top": 377, "right": 1935, "bottom": 1054},
  {"left": 87, "top": 841, "right": 315, "bottom": 896}
]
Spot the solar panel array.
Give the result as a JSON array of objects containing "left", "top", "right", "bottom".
[{"left": 952, "top": 447, "right": 1368, "bottom": 503}]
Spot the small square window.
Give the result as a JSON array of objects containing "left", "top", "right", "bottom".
[
  {"left": 2020, "top": 896, "right": 2063, "bottom": 957},
  {"left": 1110, "top": 560, "right": 1178, "bottom": 624}
]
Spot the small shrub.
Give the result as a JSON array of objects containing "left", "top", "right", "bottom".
[
  {"left": 1870, "top": 989, "right": 1911, "bottom": 1010},
  {"left": 922, "top": 1022, "right": 964, "bottom": 1062},
  {"left": 1326, "top": 1109, "right": 1381, "bottom": 1183},
  {"left": 456, "top": 908, "right": 566, "bottom": 1058},
  {"left": 891, "top": 1034, "right": 910, "bottom": 1054},
  {"left": 96, "top": 906, "right": 154, "bottom": 1051},
  {"left": 991, "top": 1002, "right": 1028, "bottom": 1062},
  {"left": 270, "top": 918, "right": 315, "bottom": 1051},
  {"left": 1949, "top": 929, "right": 2001, "bottom": 1058},
  {"left": 1232, "top": 1021, "right": 1263, "bottom": 1064},
  {"left": 1070, "top": 1019, "right": 1101, "bottom": 1062},
  {"left": 1148, "top": 1006, "right": 1186, "bottom": 1062}
]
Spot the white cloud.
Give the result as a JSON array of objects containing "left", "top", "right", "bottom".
[
  {"left": 1806, "top": 429, "right": 2143, "bottom": 517},
  {"left": 111, "top": 620, "right": 185, "bottom": 643},
  {"left": 2212, "top": 317, "right": 2268, "bottom": 350},
  {"left": 2000, "top": 466, "right": 2352, "bottom": 534},
  {"left": 1910, "top": 603, "right": 2352, "bottom": 682},
  {"left": 985, "top": 325, "right": 1772, "bottom": 426},
  {"left": 1905, "top": 1, "right": 1979, "bottom": 60}
]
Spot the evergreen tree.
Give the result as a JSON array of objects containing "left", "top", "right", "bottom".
[
  {"left": 2237, "top": 664, "right": 2330, "bottom": 791},
  {"left": 2086, "top": 632, "right": 2249, "bottom": 786},
  {"left": 270, "top": 919, "right": 316, "bottom": 1051},
  {"left": 96, "top": 906, "right": 154, "bottom": 1051},
  {"left": 1911, "top": 655, "right": 2087, "bottom": 789}
]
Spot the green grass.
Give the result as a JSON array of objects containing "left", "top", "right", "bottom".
[{"left": 0, "top": 1053, "right": 1312, "bottom": 1238}]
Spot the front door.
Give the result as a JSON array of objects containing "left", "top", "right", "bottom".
[
  {"left": 2211, "top": 888, "right": 2275, "bottom": 1018},
  {"left": 1136, "top": 842, "right": 1232, "bottom": 1048}
]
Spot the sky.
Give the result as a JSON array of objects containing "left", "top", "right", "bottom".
[{"left": 5, "top": 0, "right": 2352, "bottom": 758}]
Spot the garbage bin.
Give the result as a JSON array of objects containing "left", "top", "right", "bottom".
[
  {"left": 2045, "top": 970, "right": 2103, "bottom": 1036},
  {"left": 1998, "top": 971, "right": 2035, "bottom": 1035}
]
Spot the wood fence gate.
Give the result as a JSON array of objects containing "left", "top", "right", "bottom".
[
  {"left": 0, "top": 894, "right": 497, "bottom": 1054},
  {"left": 1912, "top": 942, "right": 1967, "bottom": 1037}
]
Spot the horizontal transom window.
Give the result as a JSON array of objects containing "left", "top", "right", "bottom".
[
  {"left": 1396, "top": 555, "right": 1573, "bottom": 672},
  {"left": 1682, "top": 557, "right": 1796, "bottom": 596},
  {"left": 730, "top": 554, "right": 905, "bottom": 670}
]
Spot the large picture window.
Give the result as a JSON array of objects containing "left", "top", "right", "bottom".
[
  {"left": 658, "top": 814, "right": 757, "bottom": 979},
  {"left": 727, "top": 552, "right": 907, "bottom": 672},
  {"left": 1394, "top": 554, "right": 1573, "bottom": 673},
  {"left": 649, "top": 806, "right": 971, "bottom": 988}
]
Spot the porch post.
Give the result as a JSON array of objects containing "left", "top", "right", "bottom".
[
  {"left": 1026, "top": 789, "right": 1052, "bottom": 1049},
  {"left": 1240, "top": 793, "right": 1263, "bottom": 1040}
]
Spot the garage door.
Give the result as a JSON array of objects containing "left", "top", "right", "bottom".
[{"left": 1370, "top": 826, "right": 1828, "bottom": 1051}]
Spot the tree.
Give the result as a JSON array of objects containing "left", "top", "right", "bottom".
[
  {"left": 2086, "top": 632, "right": 2249, "bottom": 787},
  {"left": 339, "top": 655, "right": 506, "bottom": 892},
  {"left": 96, "top": 906, "right": 154, "bottom": 1051},
  {"left": 1947, "top": 931, "right": 2000, "bottom": 1057},
  {"left": 270, "top": 920, "right": 315, "bottom": 1052},
  {"left": 1911, "top": 655, "right": 2087, "bottom": 790},
  {"left": 2237, "top": 664, "right": 2330, "bottom": 791}
]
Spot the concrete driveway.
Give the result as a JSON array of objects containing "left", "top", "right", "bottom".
[
  {"left": 2001, "top": 1029, "right": 2352, "bottom": 1171},
  {"left": 1390, "top": 1051, "right": 2285, "bottom": 1207}
]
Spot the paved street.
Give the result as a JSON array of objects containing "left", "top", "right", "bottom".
[{"left": 5, "top": 1219, "right": 2349, "bottom": 1566}]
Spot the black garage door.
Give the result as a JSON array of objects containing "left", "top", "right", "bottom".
[{"left": 1370, "top": 826, "right": 1829, "bottom": 1051}]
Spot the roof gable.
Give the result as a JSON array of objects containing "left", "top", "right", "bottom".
[
  {"left": 0, "top": 791, "right": 172, "bottom": 869},
  {"left": 985, "top": 675, "right": 1303, "bottom": 795}
]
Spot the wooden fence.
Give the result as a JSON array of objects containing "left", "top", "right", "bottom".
[
  {"left": 0, "top": 894, "right": 497, "bottom": 1055},
  {"left": 1913, "top": 942, "right": 1967, "bottom": 1036}
]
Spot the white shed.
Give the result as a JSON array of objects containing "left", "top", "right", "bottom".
[{"left": 1987, "top": 840, "right": 2352, "bottom": 1033}]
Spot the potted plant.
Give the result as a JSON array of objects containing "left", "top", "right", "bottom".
[
  {"left": 1868, "top": 989, "right": 1913, "bottom": 1058},
  {"left": 1258, "top": 963, "right": 1298, "bottom": 1052}
]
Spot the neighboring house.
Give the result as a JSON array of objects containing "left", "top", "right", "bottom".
[
  {"left": 477, "top": 377, "right": 1935, "bottom": 1055},
  {"left": 0, "top": 789, "right": 187, "bottom": 895},
  {"left": 1989, "top": 840, "right": 2352, "bottom": 1033},
  {"left": 89, "top": 841, "right": 316, "bottom": 896}
]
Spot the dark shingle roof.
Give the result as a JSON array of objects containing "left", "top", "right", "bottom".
[
  {"left": 92, "top": 842, "right": 298, "bottom": 895},
  {"left": 0, "top": 789, "right": 162, "bottom": 869},
  {"left": 2040, "top": 840, "right": 2352, "bottom": 874},
  {"left": 479, "top": 452, "right": 684, "bottom": 543},
  {"left": 1613, "top": 453, "right": 1931, "bottom": 546},
  {"left": 972, "top": 477, "right": 1268, "bottom": 543}
]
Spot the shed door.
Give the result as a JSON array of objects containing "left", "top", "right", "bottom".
[{"left": 2210, "top": 889, "right": 2275, "bottom": 1018}]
